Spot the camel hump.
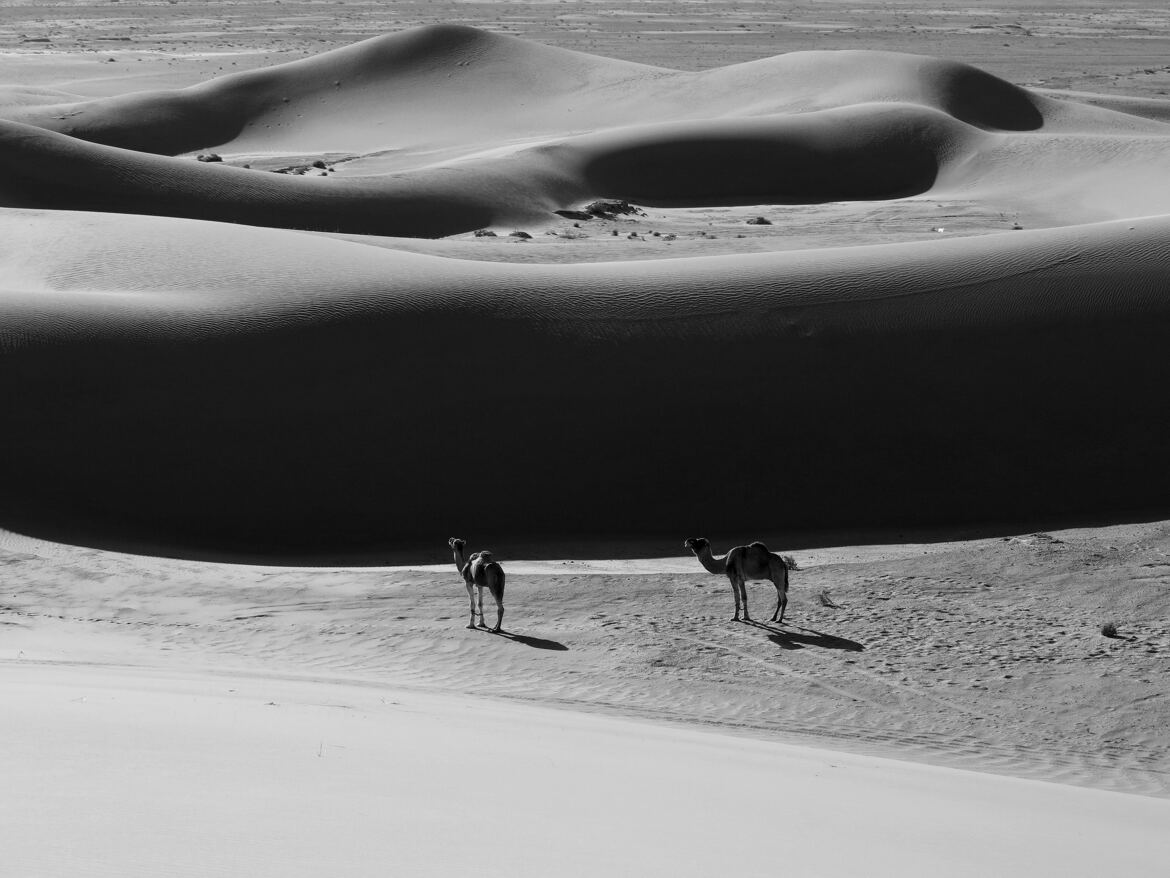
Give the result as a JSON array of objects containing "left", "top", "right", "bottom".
[
  {"left": 470, "top": 551, "right": 498, "bottom": 577},
  {"left": 749, "top": 541, "right": 770, "bottom": 552}
]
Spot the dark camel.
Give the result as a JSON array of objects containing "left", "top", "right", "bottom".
[
  {"left": 448, "top": 537, "right": 506, "bottom": 632},
  {"left": 683, "top": 537, "right": 793, "bottom": 623}
]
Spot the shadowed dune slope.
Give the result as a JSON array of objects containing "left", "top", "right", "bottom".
[
  {"left": 0, "top": 119, "right": 517, "bottom": 237},
  {"left": 4, "top": 209, "right": 1170, "bottom": 555},
  {"left": 4, "top": 99, "right": 1167, "bottom": 233},
  {"left": 0, "top": 104, "right": 974, "bottom": 233}
]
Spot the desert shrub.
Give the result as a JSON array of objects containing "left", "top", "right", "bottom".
[{"left": 1100, "top": 621, "right": 1119, "bottom": 638}]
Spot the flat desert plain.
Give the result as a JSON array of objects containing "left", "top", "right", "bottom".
[{"left": 2, "top": 2, "right": 1170, "bottom": 875}]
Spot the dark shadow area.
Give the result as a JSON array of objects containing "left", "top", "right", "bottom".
[
  {"left": 16, "top": 506, "right": 1170, "bottom": 568},
  {"left": 935, "top": 62, "right": 1044, "bottom": 131},
  {"left": 8, "top": 228, "right": 1170, "bottom": 564},
  {"left": 743, "top": 619, "right": 864, "bottom": 652},
  {"left": 583, "top": 118, "right": 940, "bottom": 208},
  {"left": 486, "top": 629, "right": 569, "bottom": 651}
]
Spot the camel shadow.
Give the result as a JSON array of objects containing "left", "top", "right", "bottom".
[
  {"left": 743, "top": 619, "right": 864, "bottom": 652},
  {"left": 486, "top": 628, "right": 569, "bottom": 651}
]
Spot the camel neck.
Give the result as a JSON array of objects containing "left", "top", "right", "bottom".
[
  {"left": 452, "top": 548, "right": 468, "bottom": 575},
  {"left": 695, "top": 546, "right": 727, "bottom": 574}
]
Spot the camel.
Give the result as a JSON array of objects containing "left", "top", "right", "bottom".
[
  {"left": 683, "top": 537, "right": 793, "bottom": 623},
  {"left": 448, "top": 537, "right": 506, "bottom": 632}
]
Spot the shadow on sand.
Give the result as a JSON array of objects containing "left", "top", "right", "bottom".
[
  {"left": 485, "top": 628, "right": 569, "bottom": 651},
  {"left": 743, "top": 619, "right": 864, "bottom": 652}
]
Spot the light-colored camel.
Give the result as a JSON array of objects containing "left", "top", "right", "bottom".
[
  {"left": 448, "top": 537, "right": 506, "bottom": 632},
  {"left": 683, "top": 537, "right": 793, "bottom": 623}
]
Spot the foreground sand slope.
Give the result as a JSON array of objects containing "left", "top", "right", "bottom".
[
  {"left": 5, "top": 664, "right": 1168, "bottom": 878},
  {"left": 5, "top": 518, "right": 1168, "bottom": 797},
  {"left": 3, "top": 515, "right": 1169, "bottom": 874},
  {"left": 4, "top": 207, "right": 1170, "bottom": 551}
]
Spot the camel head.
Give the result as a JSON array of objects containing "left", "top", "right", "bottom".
[
  {"left": 448, "top": 537, "right": 466, "bottom": 551},
  {"left": 683, "top": 537, "right": 709, "bottom": 553}
]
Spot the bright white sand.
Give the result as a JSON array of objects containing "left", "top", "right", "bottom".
[{"left": 5, "top": 663, "right": 1168, "bottom": 878}]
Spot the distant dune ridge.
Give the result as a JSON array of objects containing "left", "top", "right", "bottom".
[
  {"left": 3, "top": 25, "right": 1170, "bottom": 232},
  {"left": 3, "top": 25, "right": 1170, "bottom": 554}
]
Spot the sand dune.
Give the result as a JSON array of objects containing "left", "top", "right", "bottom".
[
  {"left": 7, "top": 27, "right": 1161, "bottom": 156},
  {"left": 4, "top": 205, "right": 1170, "bottom": 553},
  {"left": 2, "top": 28, "right": 1052, "bottom": 155},
  {"left": 0, "top": 103, "right": 973, "bottom": 234},
  {"left": 2, "top": 25, "right": 1169, "bottom": 234},
  {"left": 2, "top": 24, "right": 1170, "bottom": 555}
]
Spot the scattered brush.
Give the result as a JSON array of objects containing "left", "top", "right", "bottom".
[
  {"left": 1100, "top": 621, "right": 1120, "bottom": 638},
  {"left": 817, "top": 589, "right": 840, "bottom": 609},
  {"left": 781, "top": 554, "right": 800, "bottom": 571}
]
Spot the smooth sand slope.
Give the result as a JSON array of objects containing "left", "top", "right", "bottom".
[{"left": 5, "top": 665, "right": 1169, "bottom": 878}]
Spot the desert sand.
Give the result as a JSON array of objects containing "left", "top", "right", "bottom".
[{"left": 2, "top": 2, "right": 1169, "bottom": 874}]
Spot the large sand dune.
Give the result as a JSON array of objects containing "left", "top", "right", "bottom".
[
  {"left": 3, "top": 27, "right": 1170, "bottom": 233},
  {"left": 3, "top": 23, "right": 1170, "bottom": 556},
  {"left": 4, "top": 207, "right": 1170, "bottom": 552}
]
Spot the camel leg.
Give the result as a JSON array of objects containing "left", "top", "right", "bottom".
[
  {"left": 489, "top": 584, "right": 504, "bottom": 633},
  {"left": 465, "top": 581, "right": 477, "bottom": 629},
  {"left": 740, "top": 578, "right": 752, "bottom": 621},
  {"left": 728, "top": 573, "right": 744, "bottom": 622},
  {"left": 771, "top": 589, "right": 789, "bottom": 624},
  {"left": 769, "top": 571, "right": 786, "bottom": 623},
  {"left": 777, "top": 566, "right": 790, "bottom": 623},
  {"left": 476, "top": 586, "right": 488, "bottom": 627}
]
